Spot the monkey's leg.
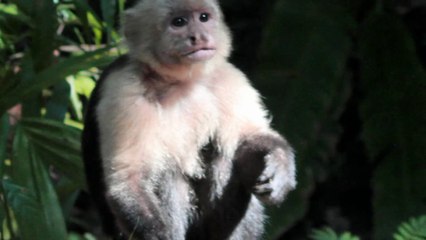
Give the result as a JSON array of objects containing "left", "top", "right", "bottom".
[
  {"left": 106, "top": 176, "right": 175, "bottom": 240},
  {"left": 187, "top": 159, "right": 262, "bottom": 240}
]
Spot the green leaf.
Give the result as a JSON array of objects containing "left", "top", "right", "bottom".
[
  {"left": 2, "top": 180, "right": 43, "bottom": 239},
  {"left": 0, "top": 201, "right": 4, "bottom": 237},
  {"left": 19, "top": 118, "right": 85, "bottom": 188},
  {"left": 256, "top": 0, "right": 355, "bottom": 238},
  {"left": 13, "top": 0, "right": 32, "bottom": 16},
  {"left": 0, "top": 116, "right": 7, "bottom": 234},
  {"left": 393, "top": 215, "right": 426, "bottom": 240},
  {"left": 56, "top": 177, "right": 80, "bottom": 219},
  {"left": 29, "top": 0, "right": 58, "bottom": 71},
  {"left": 68, "top": 72, "right": 96, "bottom": 121},
  {"left": 67, "top": 232, "right": 96, "bottom": 240},
  {"left": 7, "top": 120, "right": 68, "bottom": 239},
  {"left": 0, "top": 3, "right": 30, "bottom": 38},
  {"left": 12, "top": 125, "right": 34, "bottom": 188},
  {"left": 0, "top": 68, "right": 17, "bottom": 102},
  {"left": 311, "top": 227, "right": 339, "bottom": 240},
  {"left": 45, "top": 81, "right": 71, "bottom": 121},
  {"left": 0, "top": 46, "right": 115, "bottom": 115},
  {"left": 74, "top": 73, "right": 96, "bottom": 98},
  {"left": 0, "top": 114, "right": 9, "bottom": 176},
  {"left": 19, "top": 51, "right": 41, "bottom": 118},
  {"left": 101, "top": 0, "right": 117, "bottom": 43},
  {"left": 72, "top": 0, "right": 103, "bottom": 44},
  {"left": 310, "top": 227, "right": 360, "bottom": 240},
  {"left": 3, "top": 178, "right": 67, "bottom": 240},
  {"left": 31, "top": 146, "right": 68, "bottom": 239},
  {"left": 87, "top": 12, "right": 103, "bottom": 45},
  {"left": 359, "top": 13, "right": 426, "bottom": 240}
]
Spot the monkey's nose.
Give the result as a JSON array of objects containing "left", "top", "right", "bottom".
[{"left": 189, "top": 36, "right": 197, "bottom": 45}]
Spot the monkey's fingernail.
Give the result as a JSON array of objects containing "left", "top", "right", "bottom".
[
  {"left": 257, "top": 176, "right": 271, "bottom": 185},
  {"left": 253, "top": 184, "right": 273, "bottom": 195},
  {"left": 254, "top": 189, "right": 272, "bottom": 196}
]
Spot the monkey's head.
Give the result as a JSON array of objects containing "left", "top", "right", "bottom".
[{"left": 123, "top": 0, "right": 232, "bottom": 74}]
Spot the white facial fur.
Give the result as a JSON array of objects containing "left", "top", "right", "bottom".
[{"left": 123, "top": 0, "right": 232, "bottom": 79}]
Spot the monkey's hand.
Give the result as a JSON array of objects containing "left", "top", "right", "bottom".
[
  {"left": 235, "top": 134, "right": 296, "bottom": 205},
  {"left": 253, "top": 147, "right": 296, "bottom": 205}
]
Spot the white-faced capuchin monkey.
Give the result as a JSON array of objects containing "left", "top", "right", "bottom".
[{"left": 82, "top": 0, "right": 296, "bottom": 239}]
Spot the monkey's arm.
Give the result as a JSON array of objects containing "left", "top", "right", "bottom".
[
  {"left": 96, "top": 77, "right": 174, "bottom": 240},
  {"left": 235, "top": 133, "right": 296, "bottom": 205},
  {"left": 105, "top": 174, "right": 172, "bottom": 240},
  {"left": 215, "top": 64, "right": 296, "bottom": 205},
  {"left": 99, "top": 125, "right": 174, "bottom": 239}
]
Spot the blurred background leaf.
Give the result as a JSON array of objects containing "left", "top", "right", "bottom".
[
  {"left": 310, "top": 227, "right": 360, "bottom": 240},
  {"left": 5, "top": 120, "right": 68, "bottom": 240},
  {"left": 359, "top": 12, "right": 426, "bottom": 240},
  {"left": 255, "top": 0, "right": 355, "bottom": 238},
  {"left": 393, "top": 215, "right": 426, "bottom": 240}
]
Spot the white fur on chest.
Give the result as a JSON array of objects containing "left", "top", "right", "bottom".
[
  {"left": 148, "top": 82, "right": 219, "bottom": 176},
  {"left": 97, "top": 67, "right": 219, "bottom": 178}
]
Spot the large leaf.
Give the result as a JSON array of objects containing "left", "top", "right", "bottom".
[
  {"left": 100, "top": 0, "right": 117, "bottom": 43},
  {"left": 0, "top": 114, "right": 9, "bottom": 236},
  {"left": 29, "top": 0, "right": 58, "bottom": 71},
  {"left": 69, "top": 72, "right": 96, "bottom": 121},
  {"left": 11, "top": 124, "right": 34, "bottom": 188},
  {"left": 0, "top": 46, "right": 115, "bottom": 115},
  {"left": 6, "top": 120, "right": 68, "bottom": 239},
  {"left": 18, "top": 118, "right": 85, "bottom": 188},
  {"left": 0, "top": 3, "right": 30, "bottom": 39},
  {"left": 13, "top": 0, "right": 32, "bottom": 17},
  {"left": 19, "top": 51, "right": 41, "bottom": 118},
  {"left": 255, "top": 0, "right": 355, "bottom": 238},
  {"left": 3, "top": 178, "right": 67, "bottom": 240},
  {"left": 9, "top": 0, "right": 58, "bottom": 71},
  {"left": 359, "top": 13, "right": 426, "bottom": 240},
  {"left": 310, "top": 227, "right": 360, "bottom": 240},
  {"left": 45, "top": 81, "right": 71, "bottom": 121},
  {"left": 393, "top": 215, "right": 426, "bottom": 240},
  {"left": 3, "top": 180, "right": 44, "bottom": 240},
  {"left": 0, "top": 114, "right": 9, "bottom": 177},
  {"left": 72, "top": 0, "right": 103, "bottom": 44}
]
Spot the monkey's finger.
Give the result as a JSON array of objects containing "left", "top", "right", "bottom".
[
  {"left": 253, "top": 183, "right": 273, "bottom": 195},
  {"left": 258, "top": 167, "right": 275, "bottom": 183},
  {"left": 256, "top": 175, "right": 271, "bottom": 185},
  {"left": 262, "top": 157, "right": 280, "bottom": 179}
]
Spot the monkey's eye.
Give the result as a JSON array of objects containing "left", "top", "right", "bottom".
[
  {"left": 199, "top": 13, "right": 210, "bottom": 22},
  {"left": 171, "top": 17, "right": 188, "bottom": 27}
]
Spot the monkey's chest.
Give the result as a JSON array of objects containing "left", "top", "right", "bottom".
[{"left": 140, "top": 89, "right": 219, "bottom": 177}]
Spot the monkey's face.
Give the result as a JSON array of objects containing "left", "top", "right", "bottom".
[
  {"left": 124, "top": 0, "right": 232, "bottom": 68},
  {"left": 155, "top": 10, "right": 218, "bottom": 65}
]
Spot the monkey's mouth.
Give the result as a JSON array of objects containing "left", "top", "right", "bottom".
[{"left": 183, "top": 48, "right": 216, "bottom": 61}]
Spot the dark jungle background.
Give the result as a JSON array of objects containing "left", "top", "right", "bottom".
[{"left": 0, "top": 0, "right": 425, "bottom": 239}]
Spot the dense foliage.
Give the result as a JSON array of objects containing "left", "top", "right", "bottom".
[{"left": 0, "top": 0, "right": 424, "bottom": 239}]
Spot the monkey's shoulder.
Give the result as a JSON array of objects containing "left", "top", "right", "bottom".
[
  {"left": 210, "top": 62, "right": 262, "bottom": 108},
  {"left": 96, "top": 56, "right": 150, "bottom": 106},
  {"left": 100, "top": 55, "right": 132, "bottom": 81},
  {"left": 213, "top": 62, "right": 248, "bottom": 83}
]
